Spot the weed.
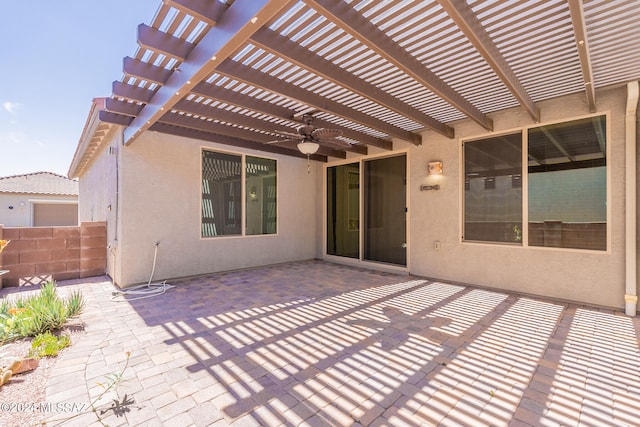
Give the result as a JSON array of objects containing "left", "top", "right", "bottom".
[
  {"left": 47, "top": 351, "right": 133, "bottom": 427},
  {"left": 29, "top": 332, "right": 71, "bottom": 358}
]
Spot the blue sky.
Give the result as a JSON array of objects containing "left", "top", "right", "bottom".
[{"left": 0, "top": 1, "right": 158, "bottom": 177}]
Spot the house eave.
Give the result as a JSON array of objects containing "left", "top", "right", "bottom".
[{"left": 67, "top": 98, "right": 114, "bottom": 179}]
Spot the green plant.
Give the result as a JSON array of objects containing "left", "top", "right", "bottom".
[
  {"left": 47, "top": 351, "right": 133, "bottom": 426},
  {"left": 66, "top": 290, "right": 86, "bottom": 318},
  {"left": 0, "top": 281, "right": 85, "bottom": 343},
  {"left": 29, "top": 332, "right": 71, "bottom": 357}
]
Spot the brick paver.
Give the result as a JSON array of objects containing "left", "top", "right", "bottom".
[{"left": 31, "top": 260, "right": 640, "bottom": 426}]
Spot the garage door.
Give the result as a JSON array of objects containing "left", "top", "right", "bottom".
[{"left": 33, "top": 203, "right": 78, "bottom": 226}]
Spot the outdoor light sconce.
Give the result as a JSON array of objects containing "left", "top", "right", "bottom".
[
  {"left": 249, "top": 186, "right": 258, "bottom": 201},
  {"left": 427, "top": 161, "right": 443, "bottom": 176}
]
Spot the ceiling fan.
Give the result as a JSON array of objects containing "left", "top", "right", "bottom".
[{"left": 268, "top": 113, "right": 351, "bottom": 155}]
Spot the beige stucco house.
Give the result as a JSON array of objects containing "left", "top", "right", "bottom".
[
  {"left": 68, "top": 1, "right": 640, "bottom": 315},
  {"left": 0, "top": 172, "right": 78, "bottom": 227}
]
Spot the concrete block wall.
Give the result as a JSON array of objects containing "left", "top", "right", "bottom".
[{"left": 0, "top": 222, "right": 106, "bottom": 287}]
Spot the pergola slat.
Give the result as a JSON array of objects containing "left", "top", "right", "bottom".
[
  {"left": 159, "top": 112, "right": 347, "bottom": 159},
  {"left": 191, "top": 83, "right": 391, "bottom": 150},
  {"left": 163, "top": 0, "right": 229, "bottom": 26},
  {"left": 306, "top": 0, "right": 493, "bottom": 131},
  {"left": 217, "top": 60, "right": 420, "bottom": 144},
  {"left": 173, "top": 99, "right": 367, "bottom": 155},
  {"left": 123, "top": 0, "right": 296, "bottom": 145},
  {"left": 250, "top": 28, "right": 454, "bottom": 139},
  {"left": 437, "top": 0, "right": 540, "bottom": 123},
  {"left": 89, "top": 0, "right": 639, "bottom": 164}
]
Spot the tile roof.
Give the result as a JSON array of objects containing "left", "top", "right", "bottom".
[{"left": 0, "top": 172, "right": 79, "bottom": 196}]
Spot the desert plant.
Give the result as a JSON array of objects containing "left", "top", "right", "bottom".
[
  {"left": 0, "top": 281, "right": 85, "bottom": 343},
  {"left": 29, "top": 331, "right": 71, "bottom": 357},
  {"left": 65, "top": 289, "right": 86, "bottom": 318}
]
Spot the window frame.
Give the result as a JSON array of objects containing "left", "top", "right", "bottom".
[
  {"left": 460, "top": 112, "right": 610, "bottom": 252},
  {"left": 201, "top": 148, "right": 278, "bottom": 239}
]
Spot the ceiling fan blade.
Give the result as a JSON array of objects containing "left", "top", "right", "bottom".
[
  {"left": 266, "top": 138, "right": 298, "bottom": 144},
  {"left": 312, "top": 128, "right": 342, "bottom": 139},
  {"left": 274, "top": 130, "right": 301, "bottom": 138},
  {"left": 321, "top": 139, "right": 352, "bottom": 149}
]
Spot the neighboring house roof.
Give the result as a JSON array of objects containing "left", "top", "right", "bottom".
[{"left": 0, "top": 172, "right": 79, "bottom": 196}]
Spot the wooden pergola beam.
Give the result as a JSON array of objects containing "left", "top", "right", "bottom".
[
  {"left": 150, "top": 122, "right": 328, "bottom": 162},
  {"left": 191, "top": 83, "right": 392, "bottom": 150},
  {"left": 173, "top": 99, "right": 367, "bottom": 155},
  {"left": 112, "top": 81, "right": 156, "bottom": 103},
  {"left": 137, "top": 24, "right": 195, "bottom": 61},
  {"left": 105, "top": 98, "right": 144, "bottom": 117},
  {"left": 567, "top": 0, "right": 596, "bottom": 112},
  {"left": 99, "top": 111, "right": 134, "bottom": 126},
  {"left": 123, "top": 0, "right": 296, "bottom": 145},
  {"left": 123, "top": 57, "right": 173, "bottom": 84},
  {"left": 217, "top": 60, "right": 420, "bottom": 144},
  {"left": 437, "top": 0, "right": 540, "bottom": 123},
  {"left": 250, "top": 28, "right": 454, "bottom": 139},
  {"left": 307, "top": 0, "right": 493, "bottom": 131}
]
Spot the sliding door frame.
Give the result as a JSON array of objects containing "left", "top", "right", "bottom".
[{"left": 323, "top": 149, "right": 410, "bottom": 274}]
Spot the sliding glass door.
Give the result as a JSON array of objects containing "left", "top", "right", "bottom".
[
  {"left": 364, "top": 155, "right": 406, "bottom": 266},
  {"left": 326, "top": 154, "right": 406, "bottom": 267},
  {"left": 327, "top": 163, "right": 360, "bottom": 258}
]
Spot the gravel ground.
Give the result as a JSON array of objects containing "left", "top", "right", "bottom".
[
  {"left": 0, "top": 325, "right": 86, "bottom": 427},
  {"left": 0, "top": 338, "right": 50, "bottom": 427}
]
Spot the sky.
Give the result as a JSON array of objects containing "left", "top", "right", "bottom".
[{"left": 0, "top": 1, "right": 158, "bottom": 177}]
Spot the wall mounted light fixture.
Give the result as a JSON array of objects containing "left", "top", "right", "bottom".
[{"left": 428, "top": 161, "right": 443, "bottom": 175}]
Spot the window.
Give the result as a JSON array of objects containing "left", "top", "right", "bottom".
[
  {"left": 463, "top": 115, "right": 606, "bottom": 251},
  {"left": 246, "top": 156, "right": 277, "bottom": 235},
  {"left": 464, "top": 133, "right": 522, "bottom": 244},
  {"left": 528, "top": 116, "right": 606, "bottom": 250},
  {"left": 202, "top": 150, "right": 277, "bottom": 237}
]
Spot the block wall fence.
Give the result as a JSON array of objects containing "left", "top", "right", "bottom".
[{"left": 0, "top": 222, "right": 106, "bottom": 287}]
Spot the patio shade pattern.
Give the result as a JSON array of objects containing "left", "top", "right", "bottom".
[{"left": 79, "top": 0, "right": 639, "bottom": 176}]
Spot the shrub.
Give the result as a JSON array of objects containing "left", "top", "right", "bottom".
[
  {"left": 0, "top": 281, "right": 85, "bottom": 343},
  {"left": 29, "top": 332, "right": 71, "bottom": 357}
]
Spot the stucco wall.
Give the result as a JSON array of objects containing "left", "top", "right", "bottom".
[
  {"left": 77, "top": 125, "right": 120, "bottom": 280},
  {"left": 115, "top": 131, "right": 319, "bottom": 286},
  {"left": 0, "top": 194, "right": 77, "bottom": 227},
  {"left": 407, "top": 87, "right": 626, "bottom": 308}
]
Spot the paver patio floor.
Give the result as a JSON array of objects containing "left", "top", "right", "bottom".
[{"left": 39, "top": 260, "right": 640, "bottom": 426}]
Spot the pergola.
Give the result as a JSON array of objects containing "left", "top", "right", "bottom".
[{"left": 70, "top": 0, "right": 639, "bottom": 175}]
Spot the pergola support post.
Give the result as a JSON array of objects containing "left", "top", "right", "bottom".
[{"left": 625, "top": 81, "right": 639, "bottom": 316}]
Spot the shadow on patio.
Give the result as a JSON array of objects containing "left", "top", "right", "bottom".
[{"left": 47, "top": 260, "right": 640, "bottom": 426}]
